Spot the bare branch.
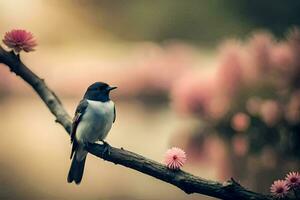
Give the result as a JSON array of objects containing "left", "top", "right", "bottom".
[
  {"left": 0, "top": 46, "right": 72, "bottom": 133},
  {"left": 0, "top": 46, "right": 273, "bottom": 200}
]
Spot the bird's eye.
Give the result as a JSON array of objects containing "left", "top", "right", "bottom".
[{"left": 98, "top": 85, "right": 106, "bottom": 90}]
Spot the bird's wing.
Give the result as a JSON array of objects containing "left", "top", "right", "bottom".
[
  {"left": 70, "top": 99, "right": 88, "bottom": 159},
  {"left": 113, "top": 105, "right": 116, "bottom": 123}
]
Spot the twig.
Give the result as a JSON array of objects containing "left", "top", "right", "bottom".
[{"left": 0, "top": 46, "right": 273, "bottom": 200}]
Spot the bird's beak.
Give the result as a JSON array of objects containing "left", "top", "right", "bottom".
[{"left": 108, "top": 86, "right": 117, "bottom": 91}]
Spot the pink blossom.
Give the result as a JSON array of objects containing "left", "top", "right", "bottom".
[
  {"left": 231, "top": 112, "right": 250, "bottom": 132},
  {"left": 170, "top": 72, "right": 228, "bottom": 119},
  {"left": 164, "top": 147, "right": 187, "bottom": 170},
  {"left": 216, "top": 40, "right": 244, "bottom": 96},
  {"left": 270, "top": 43, "right": 296, "bottom": 72},
  {"left": 287, "top": 27, "right": 300, "bottom": 45},
  {"left": 232, "top": 136, "right": 248, "bottom": 156},
  {"left": 285, "top": 91, "right": 300, "bottom": 124},
  {"left": 270, "top": 180, "right": 289, "bottom": 198},
  {"left": 207, "top": 96, "right": 230, "bottom": 120},
  {"left": 246, "top": 97, "right": 262, "bottom": 115},
  {"left": 285, "top": 172, "right": 300, "bottom": 188},
  {"left": 248, "top": 32, "right": 274, "bottom": 73},
  {"left": 287, "top": 27, "right": 300, "bottom": 66},
  {"left": 260, "top": 100, "right": 282, "bottom": 127},
  {"left": 285, "top": 29, "right": 300, "bottom": 89},
  {"left": 2, "top": 29, "right": 37, "bottom": 53},
  {"left": 114, "top": 42, "right": 192, "bottom": 98}
]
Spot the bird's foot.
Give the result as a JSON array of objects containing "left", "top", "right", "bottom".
[{"left": 101, "top": 140, "right": 111, "bottom": 157}]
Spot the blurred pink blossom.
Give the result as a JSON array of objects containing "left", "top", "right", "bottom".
[
  {"left": 232, "top": 136, "right": 248, "bottom": 156},
  {"left": 216, "top": 41, "right": 244, "bottom": 96},
  {"left": 207, "top": 96, "right": 230, "bottom": 120},
  {"left": 260, "top": 100, "right": 282, "bottom": 127},
  {"left": 270, "top": 43, "right": 296, "bottom": 72},
  {"left": 287, "top": 27, "right": 300, "bottom": 66},
  {"left": 115, "top": 42, "right": 194, "bottom": 98},
  {"left": 242, "top": 32, "right": 275, "bottom": 86},
  {"left": 270, "top": 180, "right": 289, "bottom": 198},
  {"left": 287, "top": 28, "right": 300, "bottom": 85},
  {"left": 171, "top": 73, "right": 222, "bottom": 118},
  {"left": 164, "top": 147, "right": 187, "bottom": 170},
  {"left": 285, "top": 172, "right": 300, "bottom": 188},
  {"left": 231, "top": 112, "right": 250, "bottom": 132},
  {"left": 2, "top": 29, "right": 37, "bottom": 53},
  {"left": 246, "top": 97, "right": 262, "bottom": 115},
  {"left": 248, "top": 32, "right": 274, "bottom": 73},
  {"left": 285, "top": 90, "right": 300, "bottom": 124},
  {"left": 287, "top": 27, "right": 300, "bottom": 44}
]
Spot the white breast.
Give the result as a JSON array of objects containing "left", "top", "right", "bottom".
[{"left": 76, "top": 100, "right": 115, "bottom": 143}]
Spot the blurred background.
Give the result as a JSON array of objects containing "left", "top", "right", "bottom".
[{"left": 0, "top": 0, "right": 300, "bottom": 199}]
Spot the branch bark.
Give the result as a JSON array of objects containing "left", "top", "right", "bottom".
[{"left": 0, "top": 46, "right": 273, "bottom": 200}]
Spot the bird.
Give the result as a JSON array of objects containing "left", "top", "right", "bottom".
[{"left": 67, "top": 82, "right": 117, "bottom": 184}]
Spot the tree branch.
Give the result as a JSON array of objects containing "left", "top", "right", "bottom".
[{"left": 0, "top": 46, "right": 273, "bottom": 200}]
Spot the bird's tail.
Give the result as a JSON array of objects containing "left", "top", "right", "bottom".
[{"left": 67, "top": 151, "right": 87, "bottom": 184}]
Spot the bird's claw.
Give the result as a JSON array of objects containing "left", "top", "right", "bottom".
[{"left": 101, "top": 140, "right": 111, "bottom": 157}]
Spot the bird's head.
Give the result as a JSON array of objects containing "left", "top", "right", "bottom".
[{"left": 84, "top": 82, "right": 117, "bottom": 101}]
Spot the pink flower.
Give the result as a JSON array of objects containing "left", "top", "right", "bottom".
[
  {"left": 114, "top": 42, "right": 192, "bottom": 98},
  {"left": 248, "top": 32, "right": 274, "bottom": 73},
  {"left": 217, "top": 40, "right": 244, "bottom": 96},
  {"left": 246, "top": 97, "right": 262, "bottom": 115},
  {"left": 170, "top": 72, "right": 223, "bottom": 118},
  {"left": 164, "top": 147, "right": 187, "bottom": 170},
  {"left": 207, "top": 96, "right": 230, "bottom": 120},
  {"left": 260, "top": 100, "right": 282, "bottom": 127},
  {"left": 231, "top": 112, "right": 250, "bottom": 132},
  {"left": 287, "top": 27, "right": 300, "bottom": 45},
  {"left": 270, "top": 43, "right": 296, "bottom": 73},
  {"left": 285, "top": 172, "right": 300, "bottom": 188},
  {"left": 270, "top": 180, "right": 289, "bottom": 198},
  {"left": 285, "top": 91, "right": 300, "bottom": 124},
  {"left": 2, "top": 29, "right": 37, "bottom": 53},
  {"left": 287, "top": 28, "right": 300, "bottom": 66},
  {"left": 232, "top": 136, "right": 248, "bottom": 156}
]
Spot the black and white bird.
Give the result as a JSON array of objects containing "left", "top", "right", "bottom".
[{"left": 67, "top": 82, "right": 117, "bottom": 184}]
